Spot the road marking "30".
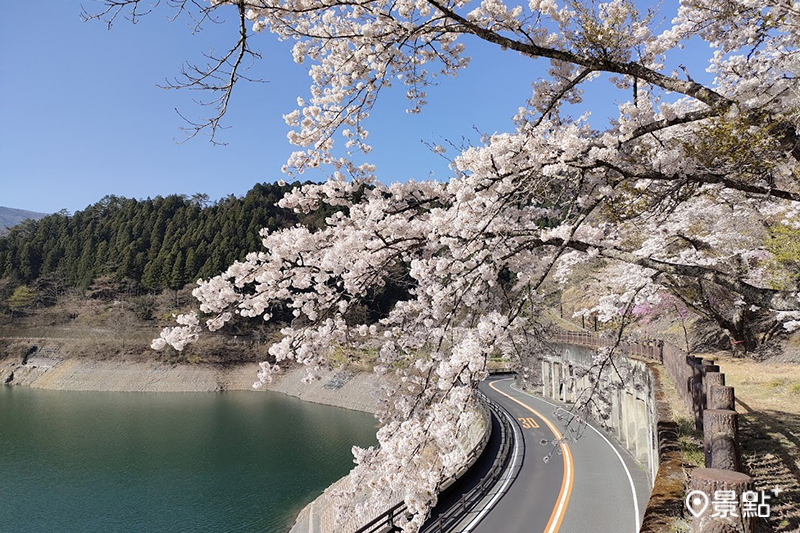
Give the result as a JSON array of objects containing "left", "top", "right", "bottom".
[{"left": 518, "top": 417, "right": 539, "bottom": 429}]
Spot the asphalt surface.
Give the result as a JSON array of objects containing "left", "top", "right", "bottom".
[{"left": 467, "top": 377, "right": 652, "bottom": 533}]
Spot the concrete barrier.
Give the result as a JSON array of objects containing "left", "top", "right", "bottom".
[{"left": 539, "top": 342, "right": 659, "bottom": 485}]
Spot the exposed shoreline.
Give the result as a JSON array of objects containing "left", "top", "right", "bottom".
[{"left": 0, "top": 356, "right": 380, "bottom": 414}]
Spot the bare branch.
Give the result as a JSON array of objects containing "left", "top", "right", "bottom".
[{"left": 83, "top": 0, "right": 263, "bottom": 143}]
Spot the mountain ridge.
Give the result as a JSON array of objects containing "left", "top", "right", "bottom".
[{"left": 0, "top": 206, "right": 48, "bottom": 235}]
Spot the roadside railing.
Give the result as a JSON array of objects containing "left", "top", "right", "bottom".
[
  {"left": 352, "top": 501, "right": 406, "bottom": 533},
  {"left": 552, "top": 326, "right": 752, "bottom": 532},
  {"left": 549, "top": 328, "right": 665, "bottom": 362},
  {"left": 420, "top": 393, "right": 513, "bottom": 533}
]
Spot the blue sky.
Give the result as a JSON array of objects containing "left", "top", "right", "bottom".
[{"left": 0, "top": 0, "right": 711, "bottom": 214}]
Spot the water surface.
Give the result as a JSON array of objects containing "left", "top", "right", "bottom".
[{"left": 0, "top": 386, "right": 377, "bottom": 533}]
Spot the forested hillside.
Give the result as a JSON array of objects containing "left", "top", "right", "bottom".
[{"left": 0, "top": 182, "right": 329, "bottom": 292}]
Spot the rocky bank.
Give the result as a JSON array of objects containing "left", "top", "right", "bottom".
[{"left": 0, "top": 355, "right": 381, "bottom": 413}]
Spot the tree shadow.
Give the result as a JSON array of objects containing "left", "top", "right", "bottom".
[{"left": 737, "top": 398, "right": 800, "bottom": 533}]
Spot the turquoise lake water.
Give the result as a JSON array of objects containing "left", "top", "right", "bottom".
[{"left": 0, "top": 386, "right": 377, "bottom": 533}]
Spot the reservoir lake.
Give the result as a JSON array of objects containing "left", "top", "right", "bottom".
[{"left": 0, "top": 386, "right": 377, "bottom": 532}]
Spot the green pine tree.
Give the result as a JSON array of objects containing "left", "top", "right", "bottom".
[
  {"left": 7, "top": 285, "right": 37, "bottom": 321},
  {"left": 141, "top": 259, "right": 163, "bottom": 292},
  {"left": 169, "top": 251, "right": 185, "bottom": 291}
]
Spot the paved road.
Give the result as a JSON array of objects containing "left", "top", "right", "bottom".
[{"left": 470, "top": 377, "right": 651, "bottom": 533}]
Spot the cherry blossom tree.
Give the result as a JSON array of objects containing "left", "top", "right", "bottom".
[{"left": 94, "top": 0, "right": 799, "bottom": 530}]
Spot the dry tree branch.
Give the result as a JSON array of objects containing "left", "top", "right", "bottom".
[{"left": 83, "top": 0, "right": 264, "bottom": 144}]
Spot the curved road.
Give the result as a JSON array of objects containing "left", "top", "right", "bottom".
[{"left": 468, "top": 377, "right": 651, "bottom": 533}]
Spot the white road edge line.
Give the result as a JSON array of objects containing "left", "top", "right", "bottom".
[
  {"left": 546, "top": 415, "right": 571, "bottom": 533},
  {"left": 462, "top": 403, "right": 522, "bottom": 533},
  {"left": 512, "top": 384, "right": 641, "bottom": 533}
]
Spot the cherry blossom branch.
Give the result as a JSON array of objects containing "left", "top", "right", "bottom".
[
  {"left": 424, "top": 0, "right": 733, "bottom": 110},
  {"left": 591, "top": 161, "right": 800, "bottom": 203},
  {"left": 622, "top": 109, "right": 715, "bottom": 143},
  {"left": 531, "top": 237, "right": 800, "bottom": 312}
]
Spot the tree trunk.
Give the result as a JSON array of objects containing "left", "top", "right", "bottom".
[
  {"left": 731, "top": 305, "right": 762, "bottom": 355},
  {"left": 729, "top": 338, "right": 747, "bottom": 358}
]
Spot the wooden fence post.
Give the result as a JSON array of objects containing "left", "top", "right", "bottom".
[
  {"left": 690, "top": 357, "right": 705, "bottom": 430},
  {"left": 704, "top": 372, "right": 725, "bottom": 403},
  {"left": 690, "top": 468, "right": 753, "bottom": 533},
  {"left": 703, "top": 409, "right": 741, "bottom": 471},
  {"left": 708, "top": 385, "right": 735, "bottom": 411}
]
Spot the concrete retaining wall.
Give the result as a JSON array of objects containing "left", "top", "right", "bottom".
[{"left": 540, "top": 343, "right": 659, "bottom": 485}]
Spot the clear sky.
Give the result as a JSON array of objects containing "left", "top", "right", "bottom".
[{"left": 0, "top": 0, "right": 710, "bottom": 214}]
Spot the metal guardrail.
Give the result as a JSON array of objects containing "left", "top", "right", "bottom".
[
  {"left": 352, "top": 500, "right": 406, "bottom": 533},
  {"left": 351, "top": 390, "right": 513, "bottom": 533},
  {"left": 420, "top": 391, "right": 513, "bottom": 533}
]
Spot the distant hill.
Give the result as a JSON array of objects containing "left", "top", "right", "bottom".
[
  {"left": 0, "top": 207, "right": 48, "bottom": 235},
  {"left": 0, "top": 183, "right": 339, "bottom": 291}
]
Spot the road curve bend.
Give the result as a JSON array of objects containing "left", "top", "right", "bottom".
[{"left": 470, "top": 377, "right": 651, "bottom": 533}]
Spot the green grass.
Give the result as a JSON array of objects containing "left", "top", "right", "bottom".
[
  {"left": 769, "top": 378, "right": 788, "bottom": 388},
  {"left": 676, "top": 416, "right": 705, "bottom": 467}
]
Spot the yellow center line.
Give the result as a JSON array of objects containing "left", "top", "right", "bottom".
[{"left": 488, "top": 379, "right": 574, "bottom": 533}]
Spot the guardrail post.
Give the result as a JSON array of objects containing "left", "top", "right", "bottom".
[{"left": 704, "top": 371, "right": 724, "bottom": 404}]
